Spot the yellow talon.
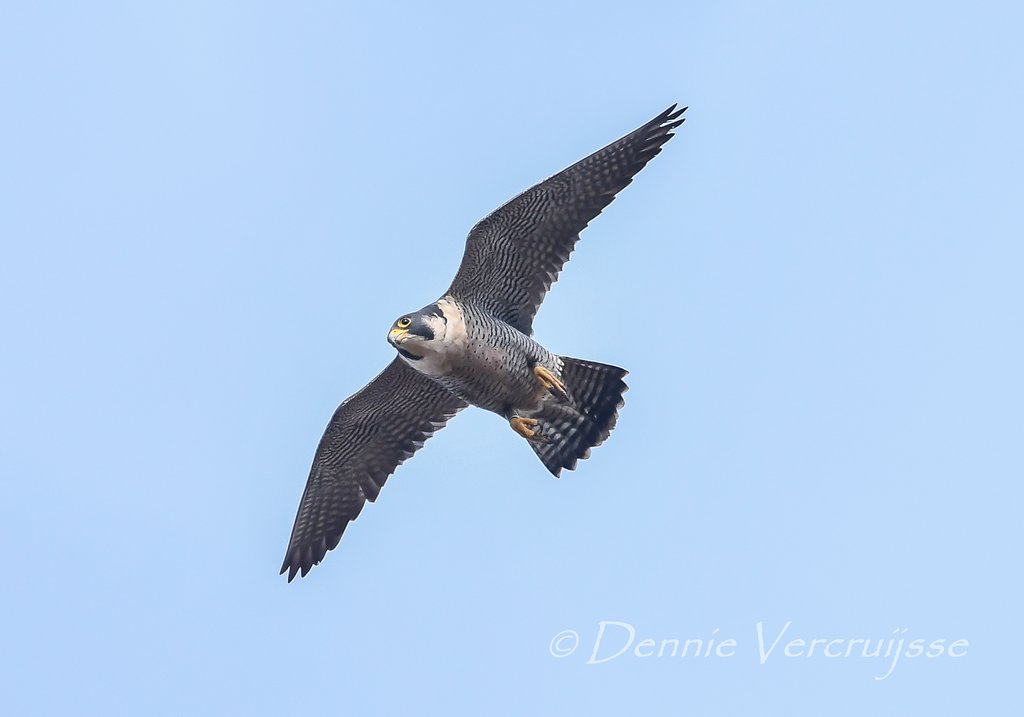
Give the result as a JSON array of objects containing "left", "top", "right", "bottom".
[
  {"left": 534, "top": 365, "right": 569, "bottom": 401},
  {"left": 510, "top": 416, "right": 550, "bottom": 444}
]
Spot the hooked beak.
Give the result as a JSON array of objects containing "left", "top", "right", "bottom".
[
  {"left": 389, "top": 327, "right": 422, "bottom": 361},
  {"left": 388, "top": 327, "right": 409, "bottom": 346}
]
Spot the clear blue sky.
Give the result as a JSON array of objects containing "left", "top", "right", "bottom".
[{"left": 2, "top": 1, "right": 1021, "bottom": 714}]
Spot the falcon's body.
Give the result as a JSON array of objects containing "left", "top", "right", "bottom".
[
  {"left": 281, "top": 105, "right": 686, "bottom": 580},
  {"left": 389, "top": 298, "right": 560, "bottom": 415}
]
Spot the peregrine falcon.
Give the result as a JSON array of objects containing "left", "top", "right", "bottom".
[{"left": 281, "top": 105, "right": 686, "bottom": 580}]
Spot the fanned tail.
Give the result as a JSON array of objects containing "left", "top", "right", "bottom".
[{"left": 528, "top": 358, "right": 628, "bottom": 476}]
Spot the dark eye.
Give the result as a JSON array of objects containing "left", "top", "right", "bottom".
[{"left": 397, "top": 317, "right": 412, "bottom": 328}]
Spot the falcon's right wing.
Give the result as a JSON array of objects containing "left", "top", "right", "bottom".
[{"left": 280, "top": 357, "right": 467, "bottom": 581}]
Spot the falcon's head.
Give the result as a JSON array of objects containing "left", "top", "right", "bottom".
[{"left": 387, "top": 304, "right": 447, "bottom": 361}]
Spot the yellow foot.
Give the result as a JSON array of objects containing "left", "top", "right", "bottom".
[
  {"left": 510, "top": 416, "right": 550, "bottom": 444},
  {"left": 534, "top": 365, "right": 569, "bottom": 402}
]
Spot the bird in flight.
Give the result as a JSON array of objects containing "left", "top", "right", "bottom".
[{"left": 281, "top": 104, "right": 686, "bottom": 580}]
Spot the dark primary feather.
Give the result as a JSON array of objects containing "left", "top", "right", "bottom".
[
  {"left": 280, "top": 358, "right": 466, "bottom": 581},
  {"left": 446, "top": 104, "right": 686, "bottom": 335}
]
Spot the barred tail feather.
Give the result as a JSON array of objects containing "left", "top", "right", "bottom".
[{"left": 529, "top": 358, "right": 628, "bottom": 476}]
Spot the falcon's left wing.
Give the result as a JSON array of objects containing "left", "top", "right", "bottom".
[{"left": 445, "top": 104, "right": 685, "bottom": 335}]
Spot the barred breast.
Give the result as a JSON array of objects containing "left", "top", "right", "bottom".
[{"left": 433, "top": 298, "right": 560, "bottom": 416}]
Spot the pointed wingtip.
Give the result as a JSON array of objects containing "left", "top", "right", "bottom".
[
  {"left": 280, "top": 546, "right": 305, "bottom": 582},
  {"left": 661, "top": 104, "right": 688, "bottom": 123},
  {"left": 280, "top": 558, "right": 298, "bottom": 582},
  {"left": 666, "top": 105, "right": 687, "bottom": 125},
  {"left": 644, "top": 105, "right": 687, "bottom": 139}
]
